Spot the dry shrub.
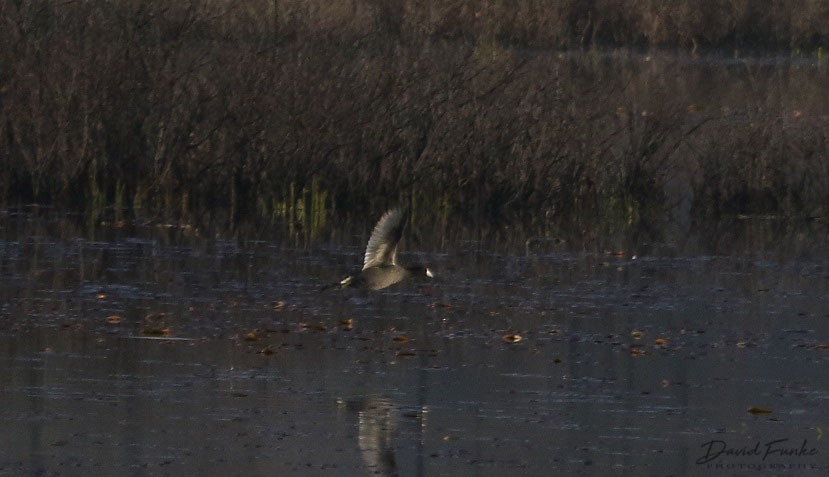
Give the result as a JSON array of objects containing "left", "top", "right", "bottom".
[{"left": 1, "top": 0, "right": 827, "bottom": 227}]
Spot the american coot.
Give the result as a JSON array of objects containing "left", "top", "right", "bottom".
[{"left": 323, "top": 207, "right": 433, "bottom": 291}]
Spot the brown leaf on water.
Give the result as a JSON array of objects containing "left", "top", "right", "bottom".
[
  {"left": 631, "top": 330, "right": 643, "bottom": 340},
  {"left": 299, "top": 322, "right": 327, "bottom": 332},
  {"left": 244, "top": 331, "right": 258, "bottom": 341},
  {"left": 747, "top": 406, "right": 772, "bottom": 415},
  {"left": 502, "top": 334, "right": 522, "bottom": 344},
  {"left": 96, "top": 293, "right": 106, "bottom": 300},
  {"left": 273, "top": 301, "right": 285, "bottom": 311},
  {"left": 106, "top": 315, "right": 123, "bottom": 324},
  {"left": 340, "top": 319, "right": 353, "bottom": 326},
  {"left": 396, "top": 349, "right": 416, "bottom": 357},
  {"left": 630, "top": 345, "right": 646, "bottom": 357},
  {"left": 258, "top": 346, "right": 275, "bottom": 356},
  {"left": 392, "top": 335, "right": 409, "bottom": 344},
  {"left": 654, "top": 338, "right": 668, "bottom": 347},
  {"left": 142, "top": 326, "right": 171, "bottom": 337},
  {"left": 141, "top": 312, "right": 168, "bottom": 335},
  {"left": 144, "top": 312, "right": 166, "bottom": 323}
]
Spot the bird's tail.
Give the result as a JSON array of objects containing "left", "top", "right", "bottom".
[{"left": 319, "top": 275, "right": 353, "bottom": 292}]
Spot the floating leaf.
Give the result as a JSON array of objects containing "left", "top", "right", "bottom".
[
  {"left": 393, "top": 336, "right": 409, "bottom": 344},
  {"left": 747, "top": 406, "right": 772, "bottom": 415},
  {"left": 144, "top": 312, "right": 166, "bottom": 323},
  {"left": 258, "top": 346, "right": 275, "bottom": 356},
  {"left": 141, "top": 313, "right": 168, "bottom": 335},
  {"left": 142, "top": 326, "right": 171, "bottom": 337},
  {"left": 106, "top": 315, "right": 123, "bottom": 324},
  {"left": 273, "top": 301, "right": 285, "bottom": 311},
  {"left": 654, "top": 338, "right": 668, "bottom": 347},
  {"left": 630, "top": 345, "right": 646, "bottom": 357},
  {"left": 396, "top": 349, "right": 416, "bottom": 357},
  {"left": 631, "top": 330, "right": 643, "bottom": 340},
  {"left": 502, "top": 334, "right": 522, "bottom": 344},
  {"left": 244, "top": 331, "right": 258, "bottom": 341},
  {"left": 96, "top": 293, "right": 106, "bottom": 300},
  {"left": 340, "top": 319, "right": 353, "bottom": 326}
]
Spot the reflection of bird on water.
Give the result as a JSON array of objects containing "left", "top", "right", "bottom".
[
  {"left": 338, "top": 396, "right": 397, "bottom": 476},
  {"left": 322, "top": 207, "right": 433, "bottom": 291}
]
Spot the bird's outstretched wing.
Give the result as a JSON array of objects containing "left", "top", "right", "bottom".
[{"left": 363, "top": 207, "right": 407, "bottom": 270}]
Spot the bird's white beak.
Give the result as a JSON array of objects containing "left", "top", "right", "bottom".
[{"left": 426, "top": 268, "right": 434, "bottom": 278}]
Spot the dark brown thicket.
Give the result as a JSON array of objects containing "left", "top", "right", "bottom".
[{"left": 1, "top": 0, "right": 827, "bottom": 226}]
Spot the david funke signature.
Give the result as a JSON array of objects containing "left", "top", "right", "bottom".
[{"left": 696, "top": 438, "right": 819, "bottom": 465}]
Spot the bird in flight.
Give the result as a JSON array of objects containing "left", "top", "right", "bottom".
[{"left": 323, "top": 207, "right": 433, "bottom": 291}]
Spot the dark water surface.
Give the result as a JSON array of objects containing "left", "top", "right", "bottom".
[{"left": 1, "top": 212, "right": 828, "bottom": 476}]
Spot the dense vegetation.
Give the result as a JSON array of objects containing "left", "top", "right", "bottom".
[{"left": 1, "top": 0, "right": 828, "bottom": 230}]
